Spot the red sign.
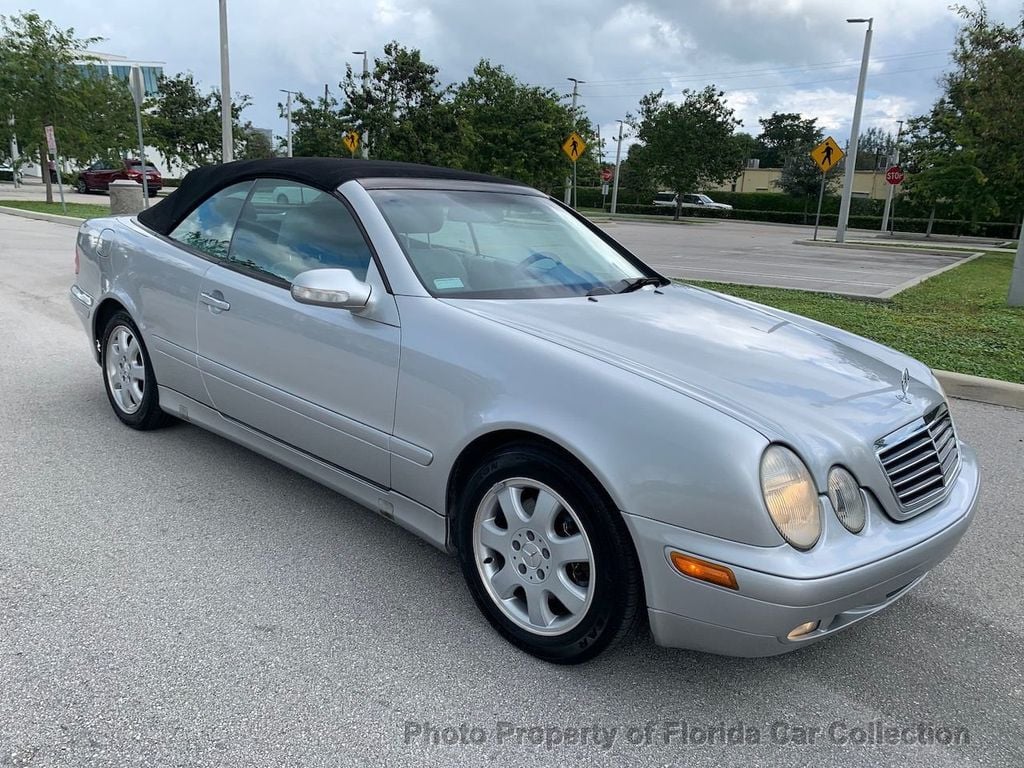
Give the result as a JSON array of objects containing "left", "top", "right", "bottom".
[
  {"left": 885, "top": 165, "right": 904, "bottom": 185},
  {"left": 600, "top": 167, "right": 613, "bottom": 183}
]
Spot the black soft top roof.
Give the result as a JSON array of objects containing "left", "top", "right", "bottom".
[{"left": 136, "top": 157, "right": 526, "bottom": 236}]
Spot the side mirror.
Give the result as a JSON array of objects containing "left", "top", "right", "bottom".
[{"left": 291, "top": 268, "right": 371, "bottom": 310}]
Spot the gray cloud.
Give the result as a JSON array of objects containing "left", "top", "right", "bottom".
[{"left": 5, "top": 0, "right": 1019, "bottom": 160}]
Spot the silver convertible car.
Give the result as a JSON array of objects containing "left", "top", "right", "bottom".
[{"left": 70, "top": 158, "right": 979, "bottom": 663}]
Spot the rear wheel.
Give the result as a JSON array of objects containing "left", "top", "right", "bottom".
[
  {"left": 100, "top": 312, "right": 174, "bottom": 430},
  {"left": 455, "top": 443, "right": 643, "bottom": 664}
]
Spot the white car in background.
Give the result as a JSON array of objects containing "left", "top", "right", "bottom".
[{"left": 652, "top": 192, "right": 733, "bottom": 210}]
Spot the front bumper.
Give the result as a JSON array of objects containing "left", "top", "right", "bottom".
[{"left": 624, "top": 442, "right": 980, "bottom": 657}]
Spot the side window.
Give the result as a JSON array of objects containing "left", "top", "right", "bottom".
[
  {"left": 169, "top": 181, "right": 253, "bottom": 259},
  {"left": 228, "top": 179, "right": 373, "bottom": 283}
]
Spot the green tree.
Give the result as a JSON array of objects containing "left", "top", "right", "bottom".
[
  {"left": 453, "top": 60, "right": 587, "bottom": 193},
  {"left": 237, "top": 123, "right": 276, "bottom": 160},
  {"left": 855, "top": 126, "right": 895, "bottom": 170},
  {"left": 774, "top": 141, "right": 842, "bottom": 222},
  {"left": 341, "top": 42, "right": 460, "bottom": 166},
  {"left": 628, "top": 87, "right": 744, "bottom": 220},
  {"left": 285, "top": 89, "right": 349, "bottom": 157},
  {"left": 754, "top": 112, "right": 822, "bottom": 168},
  {"left": 0, "top": 12, "right": 134, "bottom": 200},
  {"left": 144, "top": 72, "right": 248, "bottom": 170}
]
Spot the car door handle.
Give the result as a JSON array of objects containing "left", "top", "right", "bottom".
[{"left": 200, "top": 292, "right": 231, "bottom": 312}]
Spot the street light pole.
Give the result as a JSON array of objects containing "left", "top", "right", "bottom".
[
  {"left": 353, "top": 51, "right": 369, "bottom": 158},
  {"left": 611, "top": 119, "right": 624, "bottom": 215},
  {"left": 218, "top": 0, "right": 233, "bottom": 162},
  {"left": 880, "top": 118, "right": 903, "bottom": 233},
  {"left": 279, "top": 89, "right": 296, "bottom": 157},
  {"left": 835, "top": 17, "right": 873, "bottom": 243},
  {"left": 566, "top": 77, "right": 584, "bottom": 206}
]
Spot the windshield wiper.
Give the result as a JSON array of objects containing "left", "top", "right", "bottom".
[{"left": 619, "top": 276, "right": 665, "bottom": 293}]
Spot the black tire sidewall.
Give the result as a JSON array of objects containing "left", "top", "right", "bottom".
[
  {"left": 455, "top": 445, "right": 640, "bottom": 664},
  {"left": 100, "top": 312, "right": 166, "bottom": 429}
]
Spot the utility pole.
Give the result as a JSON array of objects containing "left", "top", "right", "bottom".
[
  {"left": 353, "top": 51, "right": 369, "bottom": 158},
  {"left": 880, "top": 119, "right": 903, "bottom": 233},
  {"left": 566, "top": 77, "right": 584, "bottom": 206},
  {"left": 611, "top": 119, "right": 624, "bottom": 214},
  {"left": 7, "top": 115, "right": 18, "bottom": 188},
  {"left": 279, "top": 89, "right": 296, "bottom": 157},
  {"left": 218, "top": 0, "right": 233, "bottom": 162},
  {"left": 835, "top": 17, "right": 873, "bottom": 243}
]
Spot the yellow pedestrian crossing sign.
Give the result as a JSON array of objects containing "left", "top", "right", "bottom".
[
  {"left": 342, "top": 131, "right": 360, "bottom": 156},
  {"left": 562, "top": 131, "right": 586, "bottom": 162},
  {"left": 810, "top": 136, "right": 844, "bottom": 173}
]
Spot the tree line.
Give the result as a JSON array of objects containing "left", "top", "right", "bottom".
[{"left": 1, "top": 5, "right": 1020, "bottom": 229}]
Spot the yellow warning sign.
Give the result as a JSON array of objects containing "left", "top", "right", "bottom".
[
  {"left": 809, "top": 136, "right": 844, "bottom": 173},
  {"left": 342, "top": 131, "right": 360, "bottom": 156},
  {"left": 562, "top": 131, "right": 586, "bottom": 162}
]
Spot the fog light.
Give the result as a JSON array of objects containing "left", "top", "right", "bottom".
[
  {"left": 669, "top": 552, "right": 738, "bottom": 590},
  {"left": 787, "top": 620, "right": 820, "bottom": 640}
]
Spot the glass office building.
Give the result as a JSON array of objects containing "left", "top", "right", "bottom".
[{"left": 77, "top": 52, "right": 164, "bottom": 95}]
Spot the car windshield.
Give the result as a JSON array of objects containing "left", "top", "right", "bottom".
[{"left": 369, "top": 189, "right": 648, "bottom": 298}]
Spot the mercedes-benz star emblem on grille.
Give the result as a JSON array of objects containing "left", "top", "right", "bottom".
[{"left": 897, "top": 368, "right": 912, "bottom": 403}]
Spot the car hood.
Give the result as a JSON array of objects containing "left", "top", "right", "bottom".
[{"left": 446, "top": 284, "right": 942, "bottom": 457}]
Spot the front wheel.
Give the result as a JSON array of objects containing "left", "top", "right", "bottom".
[
  {"left": 76, "top": 180, "right": 87, "bottom": 194},
  {"left": 455, "top": 444, "right": 643, "bottom": 664},
  {"left": 100, "top": 312, "right": 174, "bottom": 430}
]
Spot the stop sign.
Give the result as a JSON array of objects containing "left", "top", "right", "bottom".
[
  {"left": 601, "top": 167, "right": 613, "bottom": 183},
  {"left": 885, "top": 165, "right": 905, "bottom": 185}
]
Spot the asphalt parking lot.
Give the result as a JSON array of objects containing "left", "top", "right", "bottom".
[
  {"left": 1, "top": 213, "right": 1022, "bottom": 767},
  {"left": 597, "top": 219, "right": 972, "bottom": 298}
]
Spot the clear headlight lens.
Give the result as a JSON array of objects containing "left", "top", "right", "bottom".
[
  {"left": 760, "top": 446, "right": 821, "bottom": 550},
  {"left": 827, "top": 467, "right": 866, "bottom": 533}
]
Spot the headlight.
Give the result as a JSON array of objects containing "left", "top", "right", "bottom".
[
  {"left": 759, "top": 445, "right": 820, "bottom": 550},
  {"left": 827, "top": 467, "right": 866, "bottom": 533}
]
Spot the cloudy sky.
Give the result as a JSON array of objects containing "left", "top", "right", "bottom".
[{"left": 4, "top": 0, "right": 1021, "bottom": 160}]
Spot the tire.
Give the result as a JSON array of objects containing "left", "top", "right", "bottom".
[
  {"left": 76, "top": 180, "right": 87, "bottom": 194},
  {"left": 455, "top": 443, "right": 643, "bottom": 664},
  {"left": 100, "top": 311, "right": 174, "bottom": 430}
]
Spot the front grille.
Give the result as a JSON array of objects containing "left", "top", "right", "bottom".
[{"left": 876, "top": 405, "right": 961, "bottom": 516}]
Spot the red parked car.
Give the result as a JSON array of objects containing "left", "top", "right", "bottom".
[{"left": 76, "top": 159, "right": 162, "bottom": 196}]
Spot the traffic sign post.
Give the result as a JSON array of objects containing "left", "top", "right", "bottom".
[
  {"left": 43, "top": 125, "right": 67, "bottom": 215},
  {"left": 809, "top": 137, "right": 844, "bottom": 241},
  {"left": 562, "top": 131, "right": 586, "bottom": 209}
]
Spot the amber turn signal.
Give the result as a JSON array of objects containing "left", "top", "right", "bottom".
[{"left": 669, "top": 551, "right": 738, "bottom": 590}]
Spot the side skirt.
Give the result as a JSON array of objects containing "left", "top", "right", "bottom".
[{"left": 158, "top": 386, "right": 448, "bottom": 551}]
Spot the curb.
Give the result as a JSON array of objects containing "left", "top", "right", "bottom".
[
  {"left": 934, "top": 369, "right": 1024, "bottom": 410},
  {"left": 0, "top": 205, "right": 86, "bottom": 227}
]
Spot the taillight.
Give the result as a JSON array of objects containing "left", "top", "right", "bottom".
[{"left": 74, "top": 247, "right": 80, "bottom": 275}]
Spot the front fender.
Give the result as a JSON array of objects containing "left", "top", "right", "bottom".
[{"left": 390, "top": 297, "right": 781, "bottom": 547}]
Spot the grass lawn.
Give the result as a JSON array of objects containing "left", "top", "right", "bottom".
[
  {"left": 686, "top": 251, "right": 1024, "bottom": 384},
  {"left": 0, "top": 199, "right": 110, "bottom": 219}
]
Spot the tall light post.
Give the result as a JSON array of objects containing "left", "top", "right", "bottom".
[
  {"left": 835, "top": 17, "right": 873, "bottom": 243},
  {"left": 610, "top": 120, "right": 625, "bottom": 214},
  {"left": 566, "top": 77, "right": 585, "bottom": 206},
  {"left": 279, "top": 89, "right": 296, "bottom": 157},
  {"left": 353, "top": 50, "right": 369, "bottom": 158},
  {"left": 880, "top": 118, "right": 903, "bottom": 232},
  {"left": 218, "top": 0, "right": 233, "bottom": 162}
]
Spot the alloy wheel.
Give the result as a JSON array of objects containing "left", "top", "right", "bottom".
[{"left": 104, "top": 324, "right": 146, "bottom": 415}]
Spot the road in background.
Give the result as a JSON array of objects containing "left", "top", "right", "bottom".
[
  {"left": 1, "top": 214, "right": 1022, "bottom": 767},
  {"left": 598, "top": 219, "right": 972, "bottom": 298}
]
